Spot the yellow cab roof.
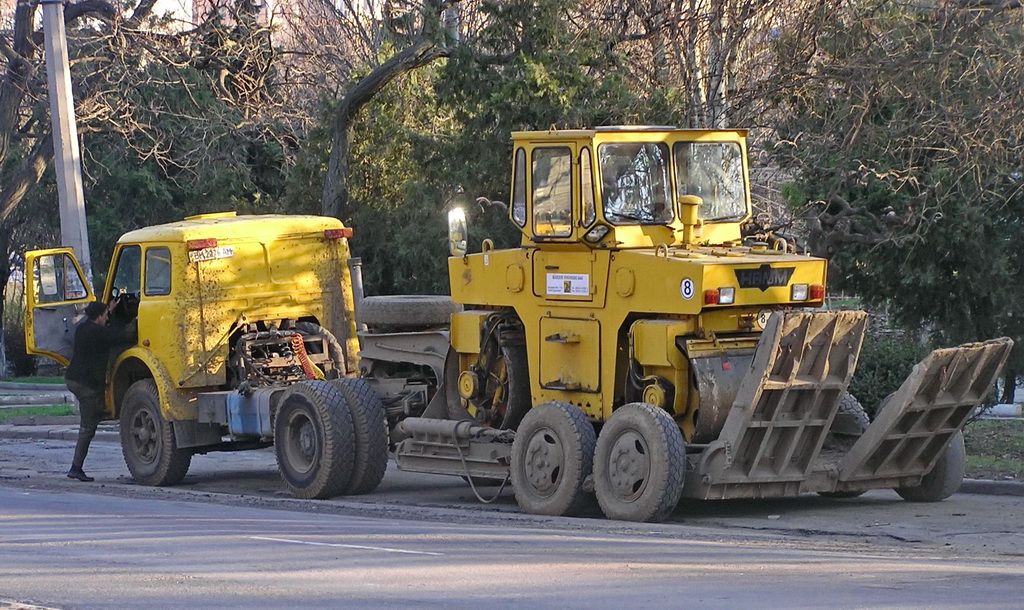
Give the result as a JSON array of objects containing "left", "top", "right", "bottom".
[
  {"left": 511, "top": 126, "right": 749, "bottom": 145},
  {"left": 117, "top": 212, "right": 343, "bottom": 244}
]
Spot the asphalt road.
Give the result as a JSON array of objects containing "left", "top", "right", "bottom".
[
  {"left": 2, "top": 434, "right": 1024, "bottom": 608},
  {"left": 2, "top": 485, "right": 1024, "bottom": 609}
]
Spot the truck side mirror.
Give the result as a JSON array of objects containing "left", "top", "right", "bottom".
[{"left": 448, "top": 208, "right": 468, "bottom": 256}]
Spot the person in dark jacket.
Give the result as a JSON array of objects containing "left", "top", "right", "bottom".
[{"left": 64, "top": 299, "right": 133, "bottom": 481}]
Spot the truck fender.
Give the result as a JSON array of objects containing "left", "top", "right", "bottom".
[{"left": 110, "top": 348, "right": 194, "bottom": 422}]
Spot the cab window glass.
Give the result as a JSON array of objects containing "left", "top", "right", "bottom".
[
  {"left": 580, "top": 148, "right": 596, "bottom": 227},
  {"left": 532, "top": 146, "right": 573, "bottom": 237},
  {"left": 111, "top": 245, "right": 142, "bottom": 296},
  {"left": 144, "top": 247, "right": 172, "bottom": 296},
  {"left": 673, "top": 142, "right": 747, "bottom": 221},
  {"left": 599, "top": 142, "right": 673, "bottom": 225},
  {"left": 511, "top": 147, "right": 527, "bottom": 227},
  {"left": 34, "top": 253, "right": 88, "bottom": 304}
]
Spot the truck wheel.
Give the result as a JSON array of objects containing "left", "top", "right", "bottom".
[
  {"left": 895, "top": 430, "right": 966, "bottom": 502},
  {"left": 594, "top": 402, "right": 685, "bottom": 523},
  {"left": 329, "top": 378, "right": 389, "bottom": 495},
  {"left": 511, "top": 401, "right": 596, "bottom": 516},
  {"left": 359, "top": 295, "right": 461, "bottom": 329},
  {"left": 275, "top": 380, "right": 355, "bottom": 499},
  {"left": 120, "top": 379, "right": 192, "bottom": 486}
]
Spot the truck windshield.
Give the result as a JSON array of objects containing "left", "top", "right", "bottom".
[
  {"left": 673, "top": 142, "right": 747, "bottom": 222},
  {"left": 598, "top": 142, "right": 673, "bottom": 225}
]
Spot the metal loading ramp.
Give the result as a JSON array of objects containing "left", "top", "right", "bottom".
[
  {"left": 691, "top": 311, "right": 868, "bottom": 499},
  {"left": 837, "top": 337, "right": 1013, "bottom": 485}
]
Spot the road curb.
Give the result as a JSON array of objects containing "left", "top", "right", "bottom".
[
  {"left": 959, "top": 479, "right": 1024, "bottom": 497},
  {"left": 0, "top": 381, "right": 68, "bottom": 391},
  {"left": 0, "top": 424, "right": 117, "bottom": 443}
]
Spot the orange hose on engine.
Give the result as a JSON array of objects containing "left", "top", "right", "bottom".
[{"left": 291, "top": 333, "right": 324, "bottom": 380}]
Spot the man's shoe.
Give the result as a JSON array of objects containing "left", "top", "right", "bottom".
[{"left": 67, "top": 469, "right": 94, "bottom": 482}]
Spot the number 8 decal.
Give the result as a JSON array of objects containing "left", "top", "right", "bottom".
[{"left": 680, "top": 278, "right": 695, "bottom": 300}]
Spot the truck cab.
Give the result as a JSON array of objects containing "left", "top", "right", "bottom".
[{"left": 24, "top": 212, "right": 373, "bottom": 497}]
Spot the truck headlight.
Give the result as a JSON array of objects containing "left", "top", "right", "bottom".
[{"left": 791, "top": 284, "right": 809, "bottom": 301}]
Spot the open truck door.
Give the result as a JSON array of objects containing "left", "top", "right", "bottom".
[{"left": 24, "top": 248, "right": 94, "bottom": 366}]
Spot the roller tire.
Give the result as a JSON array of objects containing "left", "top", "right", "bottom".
[
  {"left": 511, "top": 401, "right": 596, "bottom": 517},
  {"left": 895, "top": 430, "right": 966, "bottom": 502},
  {"left": 836, "top": 392, "right": 870, "bottom": 432},
  {"left": 329, "top": 378, "right": 389, "bottom": 495},
  {"left": 594, "top": 403, "right": 685, "bottom": 523},
  {"left": 275, "top": 380, "right": 355, "bottom": 499},
  {"left": 818, "top": 393, "right": 869, "bottom": 499},
  {"left": 359, "top": 295, "right": 461, "bottom": 329},
  {"left": 120, "top": 379, "right": 192, "bottom": 486}
]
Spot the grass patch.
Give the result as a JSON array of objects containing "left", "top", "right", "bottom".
[
  {"left": 964, "top": 419, "right": 1024, "bottom": 481},
  {"left": 0, "top": 404, "right": 76, "bottom": 422},
  {"left": 7, "top": 376, "right": 64, "bottom": 385}
]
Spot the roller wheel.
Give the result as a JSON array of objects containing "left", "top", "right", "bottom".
[
  {"left": 120, "top": 379, "right": 192, "bottom": 486},
  {"left": 275, "top": 380, "right": 355, "bottom": 499},
  {"left": 818, "top": 393, "right": 869, "bottom": 499},
  {"left": 594, "top": 402, "right": 685, "bottom": 523},
  {"left": 511, "top": 401, "right": 596, "bottom": 516},
  {"left": 359, "top": 295, "right": 461, "bottom": 329},
  {"left": 835, "top": 392, "right": 870, "bottom": 433},
  {"left": 895, "top": 431, "right": 966, "bottom": 502},
  {"left": 329, "top": 378, "right": 389, "bottom": 495}
]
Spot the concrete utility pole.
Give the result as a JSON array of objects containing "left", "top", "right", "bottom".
[{"left": 40, "top": 0, "right": 92, "bottom": 282}]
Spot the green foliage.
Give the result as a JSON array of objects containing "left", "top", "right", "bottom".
[
  {"left": 848, "top": 325, "right": 930, "bottom": 419},
  {"left": 5, "top": 376, "right": 64, "bottom": 384},
  {"left": 436, "top": 0, "right": 687, "bottom": 200},
  {"left": 964, "top": 420, "right": 1024, "bottom": 480},
  {"left": 2, "top": 279, "right": 35, "bottom": 378},
  {"left": 0, "top": 405, "right": 75, "bottom": 422},
  {"left": 301, "top": 0, "right": 684, "bottom": 297},
  {"left": 774, "top": 2, "right": 1024, "bottom": 369}
]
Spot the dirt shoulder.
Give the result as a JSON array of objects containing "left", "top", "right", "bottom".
[{"left": 964, "top": 418, "right": 1024, "bottom": 481}]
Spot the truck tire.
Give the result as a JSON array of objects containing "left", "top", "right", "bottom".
[
  {"left": 895, "top": 430, "right": 966, "bottom": 502},
  {"left": 329, "top": 378, "right": 389, "bottom": 495},
  {"left": 594, "top": 402, "right": 685, "bottom": 523},
  {"left": 120, "top": 379, "right": 192, "bottom": 486},
  {"left": 275, "top": 380, "right": 355, "bottom": 499},
  {"left": 359, "top": 295, "right": 461, "bottom": 329},
  {"left": 511, "top": 401, "right": 596, "bottom": 517}
]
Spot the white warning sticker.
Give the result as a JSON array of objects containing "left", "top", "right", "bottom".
[{"left": 547, "top": 273, "right": 590, "bottom": 296}]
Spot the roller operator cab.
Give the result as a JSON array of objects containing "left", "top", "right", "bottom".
[
  {"left": 392, "top": 127, "right": 1013, "bottom": 523},
  {"left": 23, "top": 212, "right": 392, "bottom": 500},
  {"left": 447, "top": 127, "right": 827, "bottom": 438}
]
